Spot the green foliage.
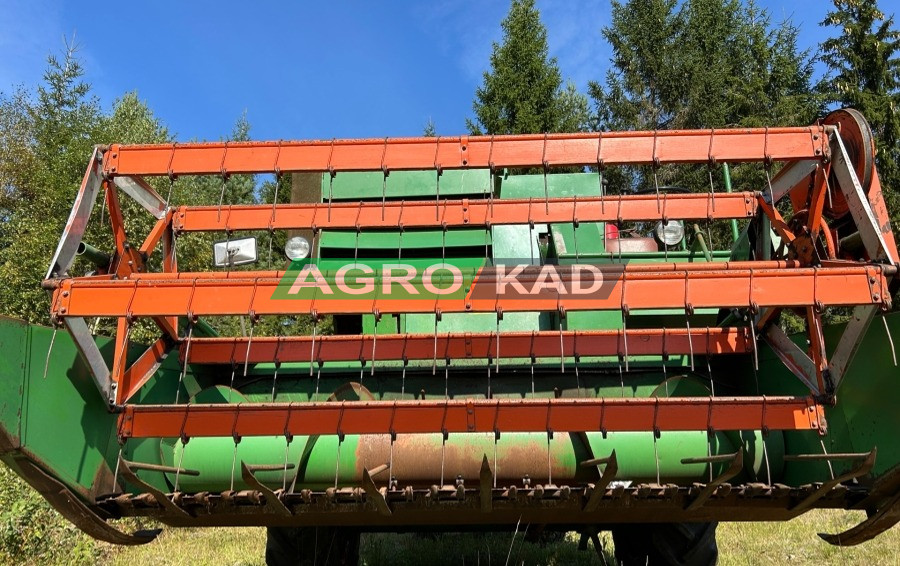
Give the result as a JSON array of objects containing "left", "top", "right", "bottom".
[
  {"left": 467, "top": 0, "right": 590, "bottom": 135},
  {"left": 0, "top": 464, "right": 101, "bottom": 564},
  {"left": 819, "top": 0, "right": 900, "bottom": 228},
  {"left": 590, "top": 0, "right": 822, "bottom": 195},
  {"left": 592, "top": 0, "right": 820, "bottom": 132}
]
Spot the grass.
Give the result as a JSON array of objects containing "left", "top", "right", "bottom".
[{"left": 94, "top": 510, "right": 899, "bottom": 566}]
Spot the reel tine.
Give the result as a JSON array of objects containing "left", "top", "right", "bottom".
[
  {"left": 652, "top": 130, "right": 661, "bottom": 212},
  {"left": 542, "top": 133, "right": 550, "bottom": 214},
  {"left": 883, "top": 315, "right": 897, "bottom": 366},
  {"left": 43, "top": 326, "right": 58, "bottom": 380},
  {"left": 371, "top": 325, "right": 378, "bottom": 377},
  {"left": 175, "top": 322, "right": 192, "bottom": 405},
  {"left": 243, "top": 318, "right": 255, "bottom": 377},
  {"left": 309, "top": 316, "right": 318, "bottom": 377}
]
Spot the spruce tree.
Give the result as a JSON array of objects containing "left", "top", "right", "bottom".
[
  {"left": 468, "top": 0, "right": 589, "bottom": 135},
  {"left": 819, "top": 0, "right": 900, "bottom": 201}
]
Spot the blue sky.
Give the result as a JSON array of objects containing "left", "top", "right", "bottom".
[{"left": 0, "top": 0, "right": 855, "bottom": 142}]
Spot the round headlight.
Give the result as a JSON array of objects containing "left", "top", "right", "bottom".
[
  {"left": 654, "top": 220, "right": 684, "bottom": 247},
  {"left": 284, "top": 236, "right": 310, "bottom": 260}
]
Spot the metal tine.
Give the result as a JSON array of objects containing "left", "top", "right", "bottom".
[
  {"left": 175, "top": 434, "right": 189, "bottom": 495},
  {"left": 820, "top": 438, "right": 836, "bottom": 481},
  {"left": 653, "top": 428, "right": 662, "bottom": 486},
  {"left": 440, "top": 431, "right": 448, "bottom": 488},
  {"left": 43, "top": 326, "right": 58, "bottom": 380},
  {"left": 763, "top": 127, "right": 776, "bottom": 205},
  {"left": 618, "top": 359, "right": 625, "bottom": 397},
  {"left": 217, "top": 174, "right": 228, "bottom": 223},
  {"left": 435, "top": 167, "right": 442, "bottom": 222},
  {"left": 112, "top": 446, "right": 124, "bottom": 492},
  {"left": 271, "top": 344, "right": 281, "bottom": 402},
  {"left": 401, "top": 356, "right": 408, "bottom": 397},
  {"left": 529, "top": 334, "right": 536, "bottom": 396},
  {"left": 616, "top": 195, "right": 624, "bottom": 264},
  {"left": 444, "top": 359, "right": 450, "bottom": 399},
  {"left": 267, "top": 172, "right": 282, "bottom": 267},
  {"left": 652, "top": 130, "right": 661, "bottom": 212},
  {"left": 282, "top": 409, "right": 293, "bottom": 492},
  {"left": 542, "top": 133, "right": 550, "bottom": 214},
  {"left": 493, "top": 431, "right": 500, "bottom": 488},
  {"left": 707, "top": 355, "right": 716, "bottom": 397},
  {"left": 432, "top": 313, "right": 439, "bottom": 376},
  {"left": 228, "top": 365, "right": 237, "bottom": 403},
  {"left": 526, "top": 197, "right": 536, "bottom": 265},
  {"left": 685, "top": 273, "right": 695, "bottom": 371},
  {"left": 314, "top": 365, "right": 322, "bottom": 400},
  {"left": 242, "top": 317, "right": 256, "bottom": 378},
  {"left": 573, "top": 197, "right": 580, "bottom": 263},
  {"left": 309, "top": 313, "right": 319, "bottom": 378},
  {"left": 597, "top": 131, "right": 605, "bottom": 214},
  {"left": 388, "top": 432, "right": 396, "bottom": 491},
  {"left": 371, "top": 321, "right": 378, "bottom": 377},
  {"left": 230, "top": 437, "right": 239, "bottom": 492},
  {"left": 379, "top": 138, "right": 389, "bottom": 220},
  {"left": 175, "top": 322, "right": 193, "bottom": 405},
  {"left": 546, "top": 430, "right": 553, "bottom": 486},
  {"left": 663, "top": 329, "right": 669, "bottom": 397},
  {"left": 495, "top": 309, "right": 502, "bottom": 373},
  {"left": 883, "top": 316, "right": 897, "bottom": 366},
  {"left": 334, "top": 433, "right": 343, "bottom": 490},
  {"left": 327, "top": 138, "right": 336, "bottom": 222},
  {"left": 750, "top": 317, "right": 760, "bottom": 371},
  {"left": 164, "top": 175, "right": 175, "bottom": 211},
  {"left": 558, "top": 308, "right": 566, "bottom": 373},
  {"left": 574, "top": 333, "right": 581, "bottom": 395}
]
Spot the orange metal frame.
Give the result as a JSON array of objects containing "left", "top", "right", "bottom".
[
  {"left": 51, "top": 262, "right": 890, "bottom": 318},
  {"left": 42, "top": 124, "right": 900, "bottom": 440},
  {"left": 172, "top": 192, "right": 757, "bottom": 233},
  {"left": 118, "top": 396, "right": 825, "bottom": 440},
  {"left": 182, "top": 327, "right": 752, "bottom": 366},
  {"left": 103, "top": 127, "right": 828, "bottom": 177}
]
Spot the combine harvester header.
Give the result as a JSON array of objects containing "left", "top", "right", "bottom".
[{"left": 1, "top": 108, "right": 899, "bottom": 563}]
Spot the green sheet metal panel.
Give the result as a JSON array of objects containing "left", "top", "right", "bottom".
[
  {"left": 0, "top": 317, "right": 26, "bottom": 448},
  {"left": 324, "top": 169, "right": 494, "bottom": 200}
]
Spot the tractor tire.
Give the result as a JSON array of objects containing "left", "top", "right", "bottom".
[
  {"left": 265, "top": 526, "right": 361, "bottom": 566},
  {"left": 611, "top": 522, "right": 718, "bottom": 566}
]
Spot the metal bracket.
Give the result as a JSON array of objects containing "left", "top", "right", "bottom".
[
  {"left": 113, "top": 176, "right": 167, "bottom": 219},
  {"left": 581, "top": 450, "right": 619, "bottom": 512},
  {"left": 786, "top": 448, "right": 877, "bottom": 514},
  {"left": 362, "top": 465, "right": 392, "bottom": 516},
  {"left": 240, "top": 462, "right": 292, "bottom": 516},
  {"left": 831, "top": 134, "right": 896, "bottom": 264},
  {"left": 682, "top": 451, "right": 744, "bottom": 511},
  {"left": 764, "top": 324, "right": 820, "bottom": 394},
  {"left": 64, "top": 317, "right": 113, "bottom": 403},
  {"left": 768, "top": 159, "right": 819, "bottom": 204},
  {"left": 46, "top": 148, "right": 103, "bottom": 279},
  {"left": 829, "top": 305, "right": 878, "bottom": 391},
  {"left": 117, "top": 456, "right": 192, "bottom": 518}
]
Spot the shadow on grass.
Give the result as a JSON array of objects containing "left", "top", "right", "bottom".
[{"left": 360, "top": 531, "right": 615, "bottom": 566}]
